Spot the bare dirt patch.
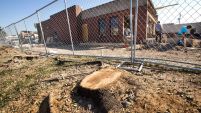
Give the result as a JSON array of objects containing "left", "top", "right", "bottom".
[{"left": 0, "top": 46, "right": 201, "bottom": 113}]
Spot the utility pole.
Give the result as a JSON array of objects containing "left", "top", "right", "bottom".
[{"left": 178, "top": 13, "right": 181, "bottom": 24}]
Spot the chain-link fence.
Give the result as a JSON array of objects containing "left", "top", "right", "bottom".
[
  {"left": 135, "top": 0, "right": 201, "bottom": 69},
  {"left": 1, "top": 0, "right": 201, "bottom": 69}
]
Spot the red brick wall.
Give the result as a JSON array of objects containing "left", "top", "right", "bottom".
[
  {"left": 37, "top": 5, "right": 82, "bottom": 44},
  {"left": 37, "top": 5, "right": 148, "bottom": 44},
  {"left": 137, "top": 6, "right": 148, "bottom": 43},
  {"left": 82, "top": 6, "right": 147, "bottom": 43}
]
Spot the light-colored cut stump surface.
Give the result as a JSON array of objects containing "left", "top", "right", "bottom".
[{"left": 80, "top": 67, "right": 122, "bottom": 90}]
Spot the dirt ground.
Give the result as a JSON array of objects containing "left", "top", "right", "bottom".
[
  {"left": 0, "top": 46, "right": 201, "bottom": 113},
  {"left": 28, "top": 43, "right": 201, "bottom": 66}
]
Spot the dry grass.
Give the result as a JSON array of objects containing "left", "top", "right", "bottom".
[{"left": 0, "top": 46, "right": 201, "bottom": 113}]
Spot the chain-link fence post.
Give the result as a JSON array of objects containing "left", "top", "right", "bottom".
[
  {"left": 24, "top": 20, "right": 32, "bottom": 50},
  {"left": 6, "top": 26, "right": 14, "bottom": 46},
  {"left": 2, "top": 28, "right": 7, "bottom": 45},
  {"left": 14, "top": 24, "right": 23, "bottom": 51},
  {"left": 36, "top": 11, "right": 48, "bottom": 56},
  {"left": 64, "top": 0, "right": 75, "bottom": 55},
  {"left": 132, "top": 0, "right": 139, "bottom": 63},
  {"left": 130, "top": 0, "right": 134, "bottom": 62}
]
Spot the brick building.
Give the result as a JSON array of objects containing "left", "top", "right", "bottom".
[{"left": 37, "top": 0, "right": 157, "bottom": 44}]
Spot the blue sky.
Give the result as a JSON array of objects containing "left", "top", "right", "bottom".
[
  {"left": 152, "top": 0, "right": 201, "bottom": 24},
  {"left": 0, "top": 0, "right": 113, "bottom": 27},
  {"left": 1, "top": 0, "right": 113, "bottom": 34},
  {"left": 1, "top": 0, "right": 200, "bottom": 35}
]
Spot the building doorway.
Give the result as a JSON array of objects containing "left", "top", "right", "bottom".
[
  {"left": 124, "top": 16, "right": 134, "bottom": 32},
  {"left": 123, "top": 16, "right": 133, "bottom": 46},
  {"left": 124, "top": 16, "right": 130, "bottom": 29},
  {"left": 82, "top": 24, "right": 89, "bottom": 42}
]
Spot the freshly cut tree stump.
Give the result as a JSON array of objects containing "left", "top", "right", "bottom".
[
  {"left": 80, "top": 67, "right": 122, "bottom": 90},
  {"left": 77, "top": 67, "right": 123, "bottom": 113}
]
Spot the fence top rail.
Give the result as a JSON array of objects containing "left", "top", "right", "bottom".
[{"left": 4, "top": 0, "right": 58, "bottom": 28}]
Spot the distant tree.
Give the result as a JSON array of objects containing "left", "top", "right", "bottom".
[{"left": 0, "top": 27, "right": 7, "bottom": 37}]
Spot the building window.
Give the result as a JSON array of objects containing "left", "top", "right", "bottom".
[
  {"left": 110, "top": 16, "right": 119, "bottom": 36},
  {"left": 98, "top": 18, "right": 106, "bottom": 37}
]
